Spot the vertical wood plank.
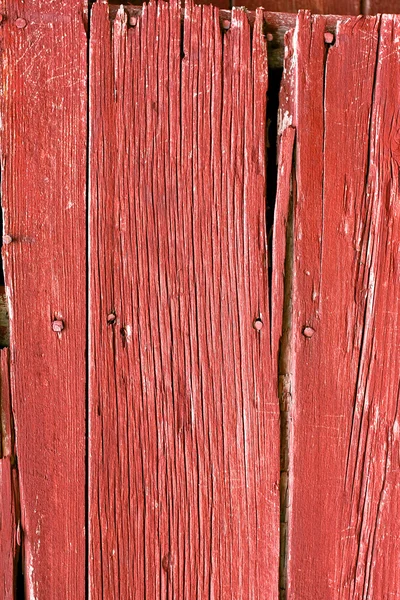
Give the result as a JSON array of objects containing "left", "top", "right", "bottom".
[
  {"left": 89, "top": 1, "right": 279, "bottom": 597},
  {"left": 0, "top": 349, "right": 19, "bottom": 599},
  {"left": 1, "top": 1, "right": 87, "bottom": 597},
  {"left": 280, "top": 11, "right": 400, "bottom": 598}
]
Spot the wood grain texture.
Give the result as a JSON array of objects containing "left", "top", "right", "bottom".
[
  {"left": 1, "top": 1, "right": 87, "bottom": 597},
  {"left": 0, "top": 349, "right": 19, "bottom": 599},
  {"left": 89, "top": 1, "right": 279, "bottom": 597},
  {"left": 277, "top": 11, "right": 400, "bottom": 598}
]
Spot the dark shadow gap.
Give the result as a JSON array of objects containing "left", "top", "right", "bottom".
[{"left": 266, "top": 67, "right": 283, "bottom": 288}]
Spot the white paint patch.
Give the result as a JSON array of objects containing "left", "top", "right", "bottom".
[{"left": 278, "top": 109, "right": 293, "bottom": 137}]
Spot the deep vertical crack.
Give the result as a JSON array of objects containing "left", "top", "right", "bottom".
[{"left": 277, "top": 173, "right": 294, "bottom": 600}]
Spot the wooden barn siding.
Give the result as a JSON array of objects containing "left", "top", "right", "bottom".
[
  {"left": 89, "top": 1, "right": 280, "bottom": 597},
  {"left": 1, "top": 1, "right": 400, "bottom": 598},
  {"left": 1, "top": 1, "right": 87, "bottom": 597},
  {"left": 278, "top": 11, "right": 400, "bottom": 599}
]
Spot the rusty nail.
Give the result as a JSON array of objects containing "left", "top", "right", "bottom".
[
  {"left": 221, "top": 19, "right": 230, "bottom": 30},
  {"left": 52, "top": 319, "right": 64, "bottom": 333},
  {"left": 107, "top": 313, "right": 116, "bottom": 325},
  {"left": 302, "top": 326, "right": 315, "bottom": 338},
  {"left": 15, "top": 18, "right": 27, "bottom": 29},
  {"left": 129, "top": 15, "right": 138, "bottom": 27},
  {"left": 266, "top": 32, "right": 273, "bottom": 42},
  {"left": 2, "top": 235, "right": 12, "bottom": 245},
  {"left": 324, "top": 32, "right": 334, "bottom": 44},
  {"left": 253, "top": 318, "right": 263, "bottom": 331}
]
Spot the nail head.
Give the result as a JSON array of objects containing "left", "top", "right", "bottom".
[
  {"left": 302, "top": 326, "right": 315, "bottom": 338},
  {"left": 221, "top": 19, "right": 230, "bottom": 30},
  {"left": 253, "top": 318, "right": 263, "bottom": 331},
  {"left": 129, "top": 15, "right": 137, "bottom": 27},
  {"left": 107, "top": 313, "right": 116, "bottom": 325},
  {"left": 324, "top": 32, "right": 334, "bottom": 44},
  {"left": 52, "top": 319, "right": 64, "bottom": 333},
  {"left": 15, "top": 18, "right": 27, "bottom": 29},
  {"left": 266, "top": 32, "right": 273, "bottom": 42},
  {"left": 3, "top": 235, "right": 12, "bottom": 245}
]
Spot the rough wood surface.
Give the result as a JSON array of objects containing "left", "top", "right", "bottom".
[
  {"left": 89, "top": 1, "right": 279, "bottom": 597},
  {"left": 1, "top": 1, "right": 87, "bottom": 597},
  {"left": 277, "top": 11, "right": 400, "bottom": 598}
]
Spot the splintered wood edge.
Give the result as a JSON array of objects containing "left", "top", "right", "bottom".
[{"left": 108, "top": 7, "right": 340, "bottom": 68}]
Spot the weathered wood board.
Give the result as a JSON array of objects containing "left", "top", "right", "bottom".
[
  {"left": 89, "top": 1, "right": 280, "bottom": 597},
  {"left": 1, "top": 1, "right": 87, "bottom": 597},
  {"left": 277, "top": 11, "right": 400, "bottom": 598}
]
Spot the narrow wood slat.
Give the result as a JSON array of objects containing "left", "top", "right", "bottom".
[
  {"left": 277, "top": 11, "right": 400, "bottom": 597},
  {"left": 0, "top": 457, "right": 17, "bottom": 598},
  {"left": 89, "top": 1, "right": 279, "bottom": 597},
  {"left": 0, "top": 349, "right": 19, "bottom": 598},
  {"left": 1, "top": 2, "right": 87, "bottom": 597}
]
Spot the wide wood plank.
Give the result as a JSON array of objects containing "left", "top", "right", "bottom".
[
  {"left": 1, "top": 1, "right": 87, "bottom": 597},
  {"left": 89, "top": 1, "right": 279, "bottom": 597},
  {"left": 278, "top": 11, "right": 400, "bottom": 598}
]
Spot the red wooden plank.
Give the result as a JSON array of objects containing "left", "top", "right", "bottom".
[
  {"left": 0, "top": 349, "right": 19, "bottom": 599},
  {"left": 89, "top": 1, "right": 279, "bottom": 597},
  {"left": 1, "top": 1, "right": 87, "bottom": 597},
  {"left": 278, "top": 10, "right": 400, "bottom": 598}
]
